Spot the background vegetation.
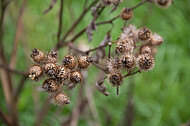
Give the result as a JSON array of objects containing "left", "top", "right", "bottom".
[{"left": 0, "top": 0, "right": 190, "bottom": 126}]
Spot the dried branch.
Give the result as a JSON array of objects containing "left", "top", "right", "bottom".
[
  {"left": 0, "top": 108, "right": 12, "bottom": 126},
  {"left": 43, "top": 0, "right": 58, "bottom": 14},
  {"left": 123, "top": 69, "right": 141, "bottom": 78},
  {"left": 57, "top": 0, "right": 64, "bottom": 42}
]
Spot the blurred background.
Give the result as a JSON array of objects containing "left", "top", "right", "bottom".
[{"left": 0, "top": 0, "right": 190, "bottom": 126}]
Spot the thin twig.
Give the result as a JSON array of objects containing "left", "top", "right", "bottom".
[
  {"left": 91, "top": 62, "right": 108, "bottom": 74},
  {"left": 130, "top": 0, "right": 150, "bottom": 10},
  {"left": 43, "top": 0, "right": 58, "bottom": 14},
  {"left": 123, "top": 69, "right": 141, "bottom": 78},
  {"left": 57, "top": 0, "right": 64, "bottom": 42}
]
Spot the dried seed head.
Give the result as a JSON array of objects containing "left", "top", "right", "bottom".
[
  {"left": 78, "top": 56, "right": 92, "bottom": 69},
  {"left": 28, "top": 65, "right": 43, "bottom": 81},
  {"left": 137, "top": 54, "right": 155, "bottom": 71},
  {"left": 51, "top": 92, "right": 70, "bottom": 106},
  {"left": 120, "top": 24, "right": 138, "bottom": 40},
  {"left": 56, "top": 66, "right": 69, "bottom": 81},
  {"left": 62, "top": 55, "right": 77, "bottom": 69},
  {"left": 139, "top": 44, "right": 152, "bottom": 54},
  {"left": 156, "top": 0, "right": 172, "bottom": 7},
  {"left": 108, "top": 72, "right": 122, "bottom": 87},
  {"left": 149, "top": 33, "right": 164, "bottom": 46},
  {"left": 121, "top": 8, "right": 133, "bottom": 21},
  {"left": 138, "top": 27, "right": 151, "bottom": 41},
  {"left": 46, "top": 51, "right": 58, "bottom": 63},
  {"left": 116, "top": 38, "right": 135, "bottom": 54},
  {"left": 70, "top": 71, "right": 82, "bottom": 83},
  {"left": 42, "top": 78, "right": 59, "bottom": 92},
  {"left": 44, "top": 63, "right": 57, "bottom": 77},
  {"left": 101, "top": 0, "right": 122, "bottom": 6},
  {"left": 120, "top": 54, "right": 135, "bottom": 69},
  {"left": 30, "top": 48, "right": 45, "bottom": 63},
  {"left": 107, "top": 57, "right": 121, "bottom": 72}
]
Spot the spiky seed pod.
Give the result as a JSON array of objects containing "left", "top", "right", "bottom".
[
  {"left": 62, "top": 55, "right": 77, "bottom": 69},
  {"left": 51, "top": 92, "right": 70, "bottom": 105},
  {"left": 42, "top": 78, "right": 59, "bottom": 92},
  {"left": 120, "top": 54, "right": 135, "bottom": 70},
  {"left": 156, "top": 0, "right": 172, "bottom": 7},
  {"left": 46, "top": 51, "right": 58, "bottom": 63},
  {"left": 28, "top": 65, "right": 43, "bottom": 81},
  {"left": 116, "top": 39, "right": 135, "bottom": 54},
  {"left": 138, "top": 27, "right": 151, "bottom": 41},
  {"left": 139, "top": 44, "right": 152, "bottom": 54},
  {"left": 121, "top": 8, "right": 133, "bottom": 21},
  {"left": 107, "top": 57, "right": 121, "bottom": 72},
  {"left": 70, "top": 71, "right": 82, "bottom": 83},
  {"left": 137, "top": 54, "right": 155, "bottom": 71},
  {"left": 56, "top": 66, "right": 69, "bottom": 81},
  {"left": 44, "top": 63, "right": 57, "bottom": 77},
  {"left": 108, "top": 72, "right": 122, "bottom": 87},
  {"left": 30, "top": 48, "right": 45, "bottom": 63},
  {"left": 78, "top": 56, "right": 92, "bottom": 69},
  {"left": 149, "top": 33, "right": 164, "bottom": 46}
]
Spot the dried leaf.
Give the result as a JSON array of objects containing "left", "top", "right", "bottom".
[{"left": 86, "top": 20, "right": 97, "bottom": 42}]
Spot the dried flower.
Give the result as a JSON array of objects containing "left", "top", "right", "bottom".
[
  {"left": 30, "top": 48, "right": 45, "bottom": 63},
  {"left": 42, "top": 78, "right": 59, "bottom": 92},
  {"left": 137, "top": 53, "right": 155, "bottom": 71},
  {"left": 51, "top": 92, "right": 70, "bottom": 106},
  {"left": 120, "top": 53, "right": 135, "bottom": 70},
  {"left": 78, "top": 56, "right": 92, "bottom": 69},
  {"left": 149, "top": 33, "right": 164, "bottom": 46},
  {"left": 139, "top": 44, "right": 152, "bottom": 54},
  {"left": 108, "top": 72, "right": 123, "bottom": 87},
  {"left": 44, "top": 63, "right": 57, "bottom": 77},
  {"left": 107, "top": 57, "right": 121, "bottom": 72},
  {"left": 120, "top": 24, "right": 138, "bottom": 40},
  {"left": 116, "top": 38, "right": 135, "bottom": 54},
  {"left": 138, "top": 27, "right": 151, "bottom": 41},
  {"left": 28, "top": 65, "right": 43, "bottom": 81},
  {"left": 121, "top": 8, "right": 133, "bottom": 21},
  {"left": 62, "top": 55, "right": 77, "bottom": 69},
  {"left": 70, "top": 71, "right": 82, "bottom": 83},
  {"left": 46, "top": 51, "right": 58, "bottom": 63},
  {"left": 56, "top": 66, "right": 69, "bottom": 81}
]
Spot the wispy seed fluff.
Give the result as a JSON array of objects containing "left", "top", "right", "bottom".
[
  {"left": 149, "top": 33, "right": 164, "bottom": 46},
  {"left": 137, "top": 53, "right": 155, "bottom": 71},
  {"left": 50, "top": 92, "right": 70, "bottom": 106},
  {"left": 119, "top": 24, "right": 138, "bottom": 41},
  {"left": 107, "top": 57, "right": 121, "bottom": 72}
]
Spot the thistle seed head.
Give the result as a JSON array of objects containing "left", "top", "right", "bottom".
[
  {"left": 108, "top": 72, "right": 122, "bottom": 87},
  {"left": 138, "top": 27, "right": 151, "bottom": 41},
  {"left": 121, "top": 8, "right": 133, "bottom": 21},
  {"left": 78, "top": 56, "right": 92, "bottom": 69},
  {"left": 46, "top": 51, "right": 58, "bottom": 63},
  {"left": 120, "top": 54, "right": 135, "bottom": 69},
  {"left": 62, "top": 55, "right": 77, "bottom": 69},
  {"left": 44, "top": 63, "right": 57, "bottom": 77},
  {"left": 28, "top": 65, "right": 43, "bottom": 81},
  {"left": 30, "top": 48, "right": 45, "bottom": 63},
  {"left": 70, "top": 71, "right": 82, "bottom": 83},
  {"left": 149, "top": 33, "right": 164, "bottom": 46},
  {"left": 137, "top": 54, "right": 155, "bottom": 71},
  {"left": 42, "top": 78, "right": 59, "bottom": 92},
  {"left": 51, "top": 92, "right": 70, "bottom": 106}
]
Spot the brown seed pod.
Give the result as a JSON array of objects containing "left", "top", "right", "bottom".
[
  {"left": 107, "top": 57, "right": 121, "bottom": 72},
  {"left": 116, "top": 39, "right": 135, "bottom": 54},
  {"left": 139, "top": 44, "right": 152, "bottom": 54},
  {"left": 51, "top": 92, "right": 70, "bottom": 106},
  {"left": 28, "top": 65, "right": 43, "bottom": 81},
  {"left": 157, "top": 0, "right": 172, "bottom": 7},
  {"left": 30, "top": 48, "right": 45, "bottom": 63},
  {"left": 149, "top": 33, "right": 164, "bottom": 46},
  {"left": 121, "top": 8, "right": 133, "bottom": 21},
  {"left": 138, "top": 27, "right": 151, "bottom": 41},
  {"left": 108, "top": 72, "right": 123, "bottom": 87},
  {"left": 56, "top": 66, "right": 69, "bottom": 81},
  {"left": 42, "top": 78, "right": 59, "bottom": 92},
  {"left": 44, "top": 63, "right": 57, "bottom": 77},
  {"left": 46, "top": 51, "right": 58, "bottom": 63},
  {"left": 70, "top": 71, "right": 82, "bottom": 83},
  {"left": 78, "top": 56, "right": 92, "bottom": 69},
  {"left": 62, "top": 55, "right": 77, "bottom": 69},
  {"left": 120, "top": 54, "right": 135, "bottom": 69},
  {"left": 137, "top": 53, "right": 155, "bottom": 71}
]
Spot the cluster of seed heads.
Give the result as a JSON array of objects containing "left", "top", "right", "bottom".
[
  {"left": 28, "top": 49, "right": 92, "bottom": 105},
  {"left": 107, "top": 24, "right": 163, "bottom": 92}
]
